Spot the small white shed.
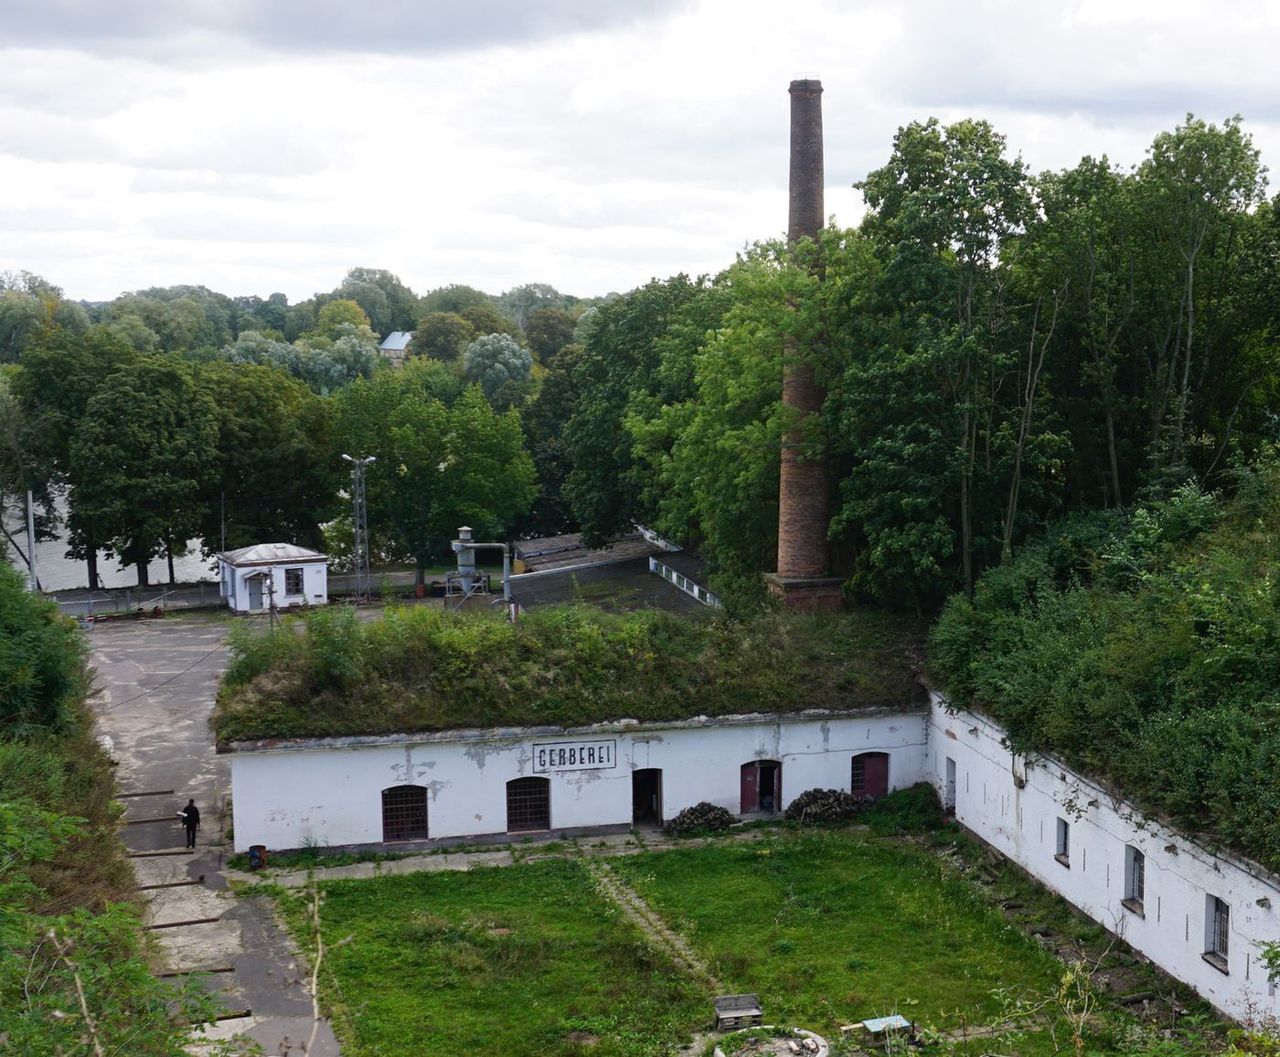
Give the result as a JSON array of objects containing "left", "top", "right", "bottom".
[{"left": 217, "top": 543, "right": 328, "bottom": 613}]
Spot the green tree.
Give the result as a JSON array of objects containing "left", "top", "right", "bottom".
[
  {"left": 333, "top": 267, "right": 420, "bottom": 336},
  {"left": 309, "top": 298, "right": 372, "bottom": 340},
  {"left": 14, "top": 327, "right": 139, "bottom": 588},
  {"left": 459, "top": 301, "right": 522, "bottom": 341},
  {"left": 517, "top": 344, "right": 580, "bottom": 536},
  {"left": 832, "top": 118, "right": 1033, "bottom": 601},
  {"left": 196, "top": 361, "right": 336, "bottom": 555},
  {"left": 525, "top": 306, "right": 578, "bottom": 362},
  {"left": 68, "top": 357, "right": 219, "bottom": 586},
  {"left": 411, "top": 312, "right": 476, "bottom": 362},
  {"left": 463, "top": 333, "right": 533, "bottom": 405},
  {"left": 420, "top": 283, "right": 492, "bottom": 315},
  {"left": 564, "top": 275, "right": 713, "bottom": 545},
  {"left": 333, "top": 379, "right": 535, "bottom": 583}
]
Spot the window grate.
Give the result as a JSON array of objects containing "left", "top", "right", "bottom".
[
  {"left": 381, "top": 785, "right": 428, "bottom": 841},
  {"left": 1211, "top": 897, "right": 1230, "bottom": 959},
  {"left": 285, "top": 567, "right": 304, "bottom": 595},
  {"left": 506, "top": 777, "right": 550, "bottom": 832}
]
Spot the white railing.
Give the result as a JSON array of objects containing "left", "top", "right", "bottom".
[{"left": 649, "top": 557, "right": 721, "bottom": 608}]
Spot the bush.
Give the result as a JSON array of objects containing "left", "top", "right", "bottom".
[
  {"left": 784, "top": 787, "right": 870, "bottom": 823},
  {"left": 665, "top": 801, "right": 737, "bottom": 837},
  {"left": 863, "top": 783, "right": 947, "bottom": 835}
]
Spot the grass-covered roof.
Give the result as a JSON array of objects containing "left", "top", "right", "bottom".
[{"left": 213, "top": 605, "right": 925, "bottom": 746}]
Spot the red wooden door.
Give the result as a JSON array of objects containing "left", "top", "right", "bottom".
[
  {"left": 852, "top": 752, "right": 890, "bottom": 799},
  {"left": 740, "top": 762, "right": 758, "bottom": 813}
]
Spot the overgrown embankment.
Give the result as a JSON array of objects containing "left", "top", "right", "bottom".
[
  {"left": 0, "top": 563, "right": 210, "bottom": 1053},
  {"left": 213, "top": 605, "right": 925, "bottom": 744},
  {"left": 929, "top": 458, "right": 1280, "bottom": 871}
]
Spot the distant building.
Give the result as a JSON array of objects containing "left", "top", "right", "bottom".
[
  {"left": 217, "top": 543, "right": 328, "bottom": 613},
  {"left": 379, "top": 331, "right": 414, "bottom": 368}
]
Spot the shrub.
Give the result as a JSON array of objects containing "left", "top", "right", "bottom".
[
  {"left": 863, "top": 783, "right": 947, "bottom": 835},
  {"left": 784, "top": 787, "right": 871, "bottom": 823},
  {"left": 665, "top": 802, "right": 736, "bottom": 837}
]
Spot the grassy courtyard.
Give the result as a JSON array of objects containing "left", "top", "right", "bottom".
[
  {"left": 266, "top": 820, "right": 1227, "bottom": 1057},
  {"left": 609, "top": 829, "right": 1061, "bottom": 1035},
  {"left": 275, "top": 858, "right": 706, "bottom": 1057}
]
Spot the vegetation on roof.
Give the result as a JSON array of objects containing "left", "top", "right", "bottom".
[
  {"left": 213, "top": 605, "right": 924, "bottom": 745},
  {"left": 928, "top": 455, "right": 1280, "bottom": 871}
]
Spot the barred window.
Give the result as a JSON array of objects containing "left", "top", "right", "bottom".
[
  {"left": 381, "top": 785, "right": 428, "bottom": 841},
  {"left": 506, "top": 777, "right": 551, "bottom": 833},
  {"left": 285, "top": 567, "right": 304, "bottom": 595}
]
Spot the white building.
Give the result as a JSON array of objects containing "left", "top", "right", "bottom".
[
  {"left": 225, "top": 707, "right": 927, "bottom": 850},
  {"left": 223, "top": 689, "right": 1280, "bottom": 1021},
  {"left": 217, "top": 543, "right": 328, "bottom": 613},
  {"left": 379, "top": 331, "right": 413, "bottom": 368},
  {"left": 926, "top": 694, "right": 1280, "bottom": 1022}
]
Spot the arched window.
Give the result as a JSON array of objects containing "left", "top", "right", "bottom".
[
  {"left": 381, "top": 785, "right": 428, "bottom": 842},
  {"left": 506, "top": 777, "right": 551, "bottom": 833},
  {"left": 851, "top": 752, "right": 890, "bottom": 799}
]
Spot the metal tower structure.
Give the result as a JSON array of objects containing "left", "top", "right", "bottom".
[{"left": 342, "top": 454, "right": 376, "bottom": 603}]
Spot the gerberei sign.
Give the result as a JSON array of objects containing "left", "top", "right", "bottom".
[{"left": 533, "top": 739, "right": 617, "bottom": 773}]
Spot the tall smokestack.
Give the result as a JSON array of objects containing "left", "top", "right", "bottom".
[{"left": 767, "top": 78, "right": 843, "bottom": 612}]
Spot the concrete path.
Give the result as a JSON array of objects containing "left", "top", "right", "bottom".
[{"left": 89, "top": 615, "right": 340, "bottom": 1056}]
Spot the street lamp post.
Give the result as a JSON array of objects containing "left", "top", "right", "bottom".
[{"left": 341, "top": 454, "right": 376, "bottom": 604}]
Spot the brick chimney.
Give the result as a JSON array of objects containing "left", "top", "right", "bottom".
[{"left": 766, "top": 78, "right": 843, "bottom": 612}]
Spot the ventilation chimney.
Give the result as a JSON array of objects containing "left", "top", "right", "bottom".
[{"left": 766, "top": 78, "right": 843, "bottom": 612}]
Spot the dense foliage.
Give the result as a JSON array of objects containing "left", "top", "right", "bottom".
[
  {"left": 0, "top": 268, "right": 584, "bottom": 584},
  {"left": 929, "top": 458, "right": 1280, "bottom": 868},
  {"left": 214, "top": 605, "right": 924, "bottom": 743},
  {"left": 562, "top": 115, "right": 1280, "bottom": 610},
  {"left": 0, "top": 563, "right": 214, "bottom": 1052}
]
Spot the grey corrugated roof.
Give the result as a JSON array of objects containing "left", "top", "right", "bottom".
[
  {"left": 219, "top": 543, "right": 327, "bottom": 566},
  {"left": 380, "top": 331, "right": 414, "bottom": 352}
]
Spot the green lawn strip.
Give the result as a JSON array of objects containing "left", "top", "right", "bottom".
[
  {"left": 274, "top": 859, "right": 706, "bottom": 1057},
  {"left": 610, "top": 829, "right": 1063, "bottom": 1038}
]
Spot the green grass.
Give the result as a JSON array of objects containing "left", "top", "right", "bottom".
[
  {"left": 215, "top": 605, "right": 926, "bottom": 743},
  {"left": 272, "top": 829, "right": 1226, "bottom": 1057},
  {"left": 611, "top": 829, "right": 1061, "bottom": 1037},
  {"left": 277, "top": 859, "right": 705, "bottom": 1057}
]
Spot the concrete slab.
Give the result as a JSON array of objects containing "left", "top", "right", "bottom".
[{"left": 90, "top": 615, "right": 340, "bottom": 1056}]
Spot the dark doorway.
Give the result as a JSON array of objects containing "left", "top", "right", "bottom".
[
  {"left": 740, "top": 760, "right": 782, "bottom": 814},
  {"left": 506, "top": 776, "right": 551, "bottom": 833},
  {"left": 381, "top": 785, "right": 428, "bottom": 841},
  {"left": 632, "top": 768, "right": 663, "bottom": 826},
  {"left": 851, "top": 752, "right": 890, "bottom": 799}
]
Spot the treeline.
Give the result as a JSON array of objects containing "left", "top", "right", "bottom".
[
  {"left": 558, "top": 115, "right": 1280, "bottom": 609},
  {"left": 0, "top": 563, "right": 218, "bottom": 1051},
  {"left": 929, "top": 461, "right": 1280, "bottom": 871},
  {"left": 0, "top": 270, "right": 595, "bottom": 586}
]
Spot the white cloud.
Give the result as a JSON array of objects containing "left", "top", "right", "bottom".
[{"left": 0, "top": 0, "right": 1276, "bottom": 304}]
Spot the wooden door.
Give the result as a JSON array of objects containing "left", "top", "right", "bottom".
[
  {"left": 852, "top": 752, "right": 890, "bottom": 799},
  {"left": 740, "top": 762, "right": 758, "bottom": 813}
]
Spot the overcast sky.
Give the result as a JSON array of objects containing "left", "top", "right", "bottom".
[{"left": 2, "top": 0, "right": 1277, "bottom": 305}]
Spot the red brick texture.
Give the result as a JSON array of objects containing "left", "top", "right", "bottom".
[{"left": 775, "top": 79, "right": 833, "bottom": 596}]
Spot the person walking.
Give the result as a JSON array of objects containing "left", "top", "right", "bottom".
[{"left": 178, "top": 798, "right": 200, "bottom": 850}]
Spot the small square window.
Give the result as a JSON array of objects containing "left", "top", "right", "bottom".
[
  {"left": 285, "top": 567, "right": 304, "bottom": 595},
  {"left": 1055, "top": 817, "right": 1070, "bottom": 867}
]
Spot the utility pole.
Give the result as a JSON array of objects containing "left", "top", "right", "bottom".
[{"left": 342, "top": 454, "right": 376, "bottom": 604}]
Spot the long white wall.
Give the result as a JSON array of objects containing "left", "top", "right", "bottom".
[
  {"left": 229, "top": 710, "right": 927, "bottom": 852},
  {"left": 926, "top": 693, "right": 1280, "bottom": 1021}
]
